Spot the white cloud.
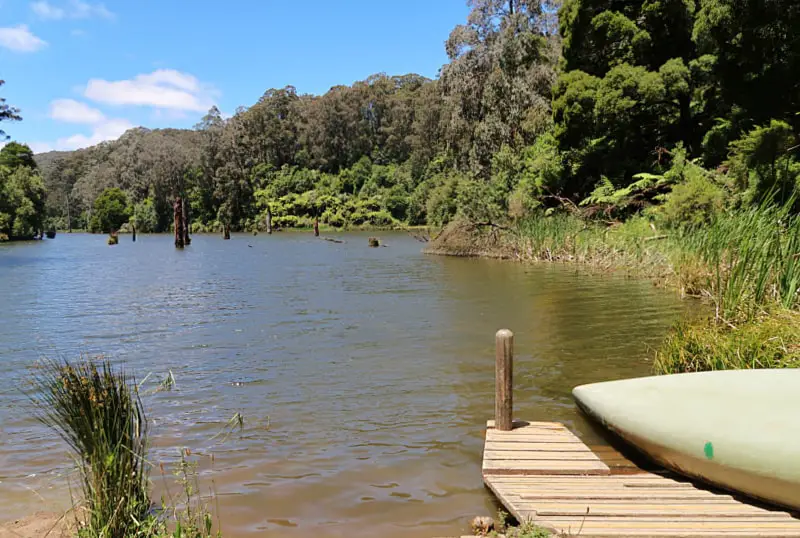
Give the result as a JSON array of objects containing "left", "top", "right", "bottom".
[
  {"left": 0, "top": 25, "right": 48, "bottom": 52},
  {"left": 56, "top": 118, "right": 133, "bottom": 150},
  {"left": 29, "top": 141, "right": 54, "bottom": 153},
  {"left": 84, "top": 69, "right": 217, "bottom": 112},
  {"left": 50, "top": 99, "right": 106, "bottom": 124},
  {"left": 31, "top": 0, "right": 114, "bottom": 20},
  {"left": 70, "top": 28, "right": 86, "bottom": 37},
  {"left": 70, "top": 0, "right": 113, "bottom": 19},
  {"left": 31, "top": 1, "right": 65, "bottom": 19},
  {"left": 37, "top": 98, "right": 135, "bottom": 152}
]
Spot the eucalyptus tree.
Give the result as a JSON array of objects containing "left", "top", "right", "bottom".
[{"left": 440, "top": 0, "right": 560, "bottom": 174}]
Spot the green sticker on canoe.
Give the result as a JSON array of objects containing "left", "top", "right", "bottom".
[{"left": 704, "top": 441, "right": 714, "bottom": 460}]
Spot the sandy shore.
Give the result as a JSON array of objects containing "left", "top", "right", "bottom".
[{"left": 0, "top": 513, "right": 71, "bottom": 538}]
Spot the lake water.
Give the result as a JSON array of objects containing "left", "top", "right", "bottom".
[{"left": 0, "top": 232, "right": 691, "bottom": 537}]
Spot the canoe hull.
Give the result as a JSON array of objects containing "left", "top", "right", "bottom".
[{"left": 573, "top": 369, "right": 800, "bottom": 512}]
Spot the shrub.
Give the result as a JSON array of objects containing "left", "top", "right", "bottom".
[
  {"left": 90, "top": 188, "right": 131, "bottom": 234},
  {"left": 654, "top": 311, "right": 800, "bottom": 373},
  {"left": 657, "top": 166, "right": 724, "bottom": 229},
  {"left": 272, "top": 215, "right": 300, "bottom": 228}
]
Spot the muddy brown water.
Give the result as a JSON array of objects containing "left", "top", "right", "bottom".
[{"left": 0, "top": 232, "right": 693, "bottom": 537}]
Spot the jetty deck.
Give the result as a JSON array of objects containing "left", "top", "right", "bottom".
[
  {"left": 482, "top": 419, "right": 800, "bottom": 537},
  {"left": 480, "top": 330, "right": 800, "bottom": 537}
]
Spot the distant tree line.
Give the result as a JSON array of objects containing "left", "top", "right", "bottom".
[{"left": 4, "top": 0, "right": 799, "bottom": 239}]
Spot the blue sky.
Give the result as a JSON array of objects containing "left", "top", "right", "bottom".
[{"left": 0, "top": 0, "right": 470, "bottom": 153}]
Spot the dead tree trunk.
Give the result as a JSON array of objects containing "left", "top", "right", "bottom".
[
  {"left": 182, "top": 197, "right": 191, "bottom": 245},
  {"left": 314, "top": 216, "right": 319, "bottom": 237},
  {"left": 132, "top": 225, "right": 136, "bottom": 242},
  {"left": 174, "top": 197, "right": 184, "bottom": 249},
  {"left": 266, "top": 206, "right": 272, "bottom": 235},
  {"left": 223, "top": 224, "right": 231, "bottom": 240}
]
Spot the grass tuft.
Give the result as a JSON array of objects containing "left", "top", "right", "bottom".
[{"left": 29, "top": 356, "right": 149, "bottom": 538}]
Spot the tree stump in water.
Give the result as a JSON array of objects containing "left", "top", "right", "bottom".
[
  {"left": 266, "top": 206, "right": 272, "bottom": 235},
  {"left": 368, "top": 237, "right": 380, "bottom": 247},
  {"left": 173, "top": 197, "right": 184, "bottom": 249},
  {"left": 131, "top": 225, "right": 136, "bottom": 242},
  {"left": 182, "top": 197, "right": 191, "bottom": 245},
  {"left": 223, "top": 224, "right": 231, "bottom": 240},
  {"left": 314, "top": 217, "right": 320, "bottom": 237},
  {"left": 108, "top": 231, "right": 119, "bottom": 245}
]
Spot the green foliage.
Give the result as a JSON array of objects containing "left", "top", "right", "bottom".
[
  {"left": 677, "top": 202, "right": 800, "bottom": 322},
  {"left": 0, "top": 165, "right": 47, "bottom": 239},
  {"left": 656, "top": 165, "right": 724, "bottom": 229},
  {"left": 727, "top": 120, "right": 800, "bottom": 207},
  {"left": 426, "top": 174, "right": 460, "bottom": 227},
  {"left": 90, "top": 187, "right": 130, "bottom": 233},
  {"left": 132, "top": 198, "right": 159, "bottom": 233},
  {"left": 654, "top": 311, "right": 800, "bottom": 374},
  {"left": 0, "top": 142, "right": 36, "bottom": 169}
]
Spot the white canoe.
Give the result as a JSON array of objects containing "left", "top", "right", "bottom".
[{"left": 573, "top": 369, "right": 800, "bottom": 511}]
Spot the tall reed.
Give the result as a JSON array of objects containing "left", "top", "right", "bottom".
[
  {"left": 679, "top": 202, "right": 800, "bottom": 322},
  {"left": 30, "top": 357, "right": 150, "bottom": 538}
]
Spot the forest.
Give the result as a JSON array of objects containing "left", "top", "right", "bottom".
[{"left": 1, "top": 0, "right": 799, "bottom": 240}]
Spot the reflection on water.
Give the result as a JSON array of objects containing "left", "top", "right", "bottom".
[{"left": 0, "top": 232, "right": 693, "bottom": 537}]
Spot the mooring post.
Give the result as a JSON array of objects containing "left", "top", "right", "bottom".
[{"left": 495, "top": 329, "right": 514, "bottom": 431}]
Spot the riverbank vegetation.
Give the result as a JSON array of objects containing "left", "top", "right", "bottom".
[{"left": 29, "top": 357, "right": 221, "bottom": 537}]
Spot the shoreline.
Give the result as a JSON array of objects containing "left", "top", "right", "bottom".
[{"left": 0, "top": 513, "right": 70, "bottom": 538}]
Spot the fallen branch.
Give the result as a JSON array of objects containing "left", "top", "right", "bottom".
[{"left": 322, "top": 237, "right": 345, "bottom": 244}]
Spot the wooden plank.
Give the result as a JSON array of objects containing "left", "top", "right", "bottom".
[
  {"left": 517, "top": 493, "right": 738, "bottom": 501},
  {"left": 486, "top": 431, "right": 583, "bottom": 440},
  {"left": 522, "top": 504, "right": 789, "bottom": 517},
  {"left": 484, "top": 450, "right": 603, "bottom": 461},
  {"left": 486, "top": 441, "right": 594, "bottom": 448},
  {"left": 532, "top": 517, "right": 800, "bottom": 527}
]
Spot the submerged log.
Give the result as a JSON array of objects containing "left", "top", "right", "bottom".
[{"left": 174, "top": 197, "right": 184, "bottom": 249}]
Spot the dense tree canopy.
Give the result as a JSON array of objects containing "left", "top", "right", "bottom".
[
  {"left": 0, "top": 143, "right": 46, "bottom": 240},
  {"left": 15, "top": 0, "right": 800, "bottom": 236}
]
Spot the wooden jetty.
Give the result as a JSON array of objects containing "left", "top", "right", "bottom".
[{"left": 482, "top": 329, "right": 800, "bottom": 537}]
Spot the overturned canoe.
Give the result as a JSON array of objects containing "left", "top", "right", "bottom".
[{"left": 573, "top": 369, "right": 800, "bottom": 511}]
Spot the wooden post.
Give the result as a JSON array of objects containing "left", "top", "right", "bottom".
[{"left": 495, "top": 329, "right": 514, "bottom": 431}]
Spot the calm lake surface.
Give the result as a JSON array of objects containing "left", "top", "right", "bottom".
[{"left": 0, "top": 232, "right": 692, "bottom": 537}]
